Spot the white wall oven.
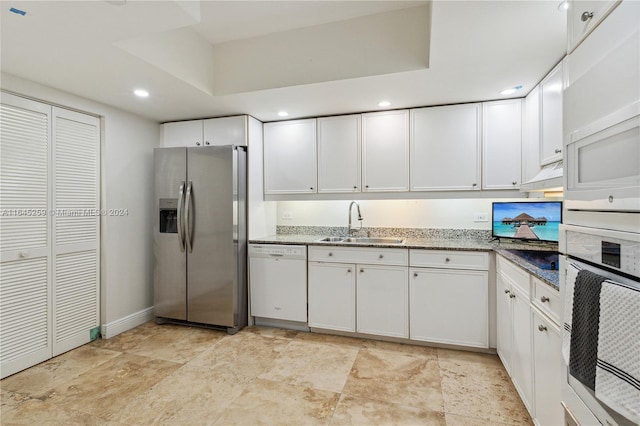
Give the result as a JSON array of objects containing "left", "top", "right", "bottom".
[{"left": 560, "top": 225, "right": 639, "bottom": 426}]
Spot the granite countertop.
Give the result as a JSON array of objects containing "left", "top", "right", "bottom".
[{"left": 249, "top": 234, "right": 560, "bottom": 289}]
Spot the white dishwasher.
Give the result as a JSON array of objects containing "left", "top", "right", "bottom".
[{"left": 248, "top": 244, "right": 308, "bottom": 326}]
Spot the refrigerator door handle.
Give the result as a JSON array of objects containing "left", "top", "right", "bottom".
[
  {"left": 177, "top": 181, "right": 186, "bottom": 252},
  {"left": 185, "top": 181, "right": 194, "bottom": 253}
]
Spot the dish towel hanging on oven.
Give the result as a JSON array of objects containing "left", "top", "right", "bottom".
[
  {"left": 562, "top": 262, "right": 581, "bottom": 365},
  {"left": 595, "top": 278, "right": 640, "bottom": 424},
  {"left": 569, "top": 269, "right": 606, "bottom": 391}
]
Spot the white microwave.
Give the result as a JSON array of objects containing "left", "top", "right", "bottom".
[{"left": 565, "top": 101, "right": 640, "bottom": 213}]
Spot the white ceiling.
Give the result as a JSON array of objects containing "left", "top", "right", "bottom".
[{"left": 0, "top": 1, "right": 567, "bottom": 123}]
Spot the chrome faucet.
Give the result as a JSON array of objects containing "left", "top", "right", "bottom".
[{"left": 348, "top": 201, "right": 363, "bottom": 236}]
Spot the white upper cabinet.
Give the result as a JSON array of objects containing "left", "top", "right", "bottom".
[
  {"left": 522, "top": 86, "right": 541, "bottom": 184},
  {"left": 162, "top": 116, "right": 247, "bottom": 147},
  {"left": 539, "top": 63, "right": 564, "bottom": 165},
  {"left": 410, "top": 104, "right": 481, "bottom": 191},
  {"left": 264, "top": 119, "right": 317, "bottom": 194},
  {"left": 362, "top": 110, "right": 409, "bottom": 192},
  {"left": 202, "top": 116, "right": 247, "bottom": 146},
  {"left": 162, "top": 120, "right": 203, "bottom": 147},
  {"left": 482, "top": 99, "right": 523, "bottom": 189},
  {"left": 567, "top": 0, "right": 620, "bottom": 53},
  {"left": 317, "top": 115, "right": 361, "bottom": 193}
]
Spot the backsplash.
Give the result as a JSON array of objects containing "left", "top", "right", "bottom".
[{"left": 276, "top": 225, "right": 492, "bottom": 240}]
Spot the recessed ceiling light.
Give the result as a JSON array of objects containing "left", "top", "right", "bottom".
[
  {"left": 500, "top": 85, "right": 523, "bottom": 95},
  {"left": 277, "top": 111, "right": 289, "bottom": 117},
  {"left": 134, "top": 89, "right": 149, "bottom": 98},
  {"left": 378, "top": 101, "right": 391, "bottom": 107}
]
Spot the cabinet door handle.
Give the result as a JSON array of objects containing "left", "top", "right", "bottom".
[
  {"left": 328, "top": 252, "right": 333, "bottom": 257},
  {"left": 509, "top": 293, "right": 516, "bottom": 299},
  {"left": 554, "top": 148, "right": 562, "bottom": 154},
  {"left": 581, "top": 11, "right": 594, "bottom": 22},
  {"left": 353, "top": 186, "right": 357, "bottom": 190},
  {"left": 360, "top": 269, "right": 364, "bottom": 273},
  {"left": 196, "top": 141, "right": 201, "bottom": 146},
  {"left": 538, "top": 324, "right": 548, "bottom": 332},
  {"left": 205, "top": 141, "right": 210, "bottom": 146},
  {"left": 413, "top": 272, "right": 418, "bottom": 277},
  {"left": 379, "top": 254, "right": 384, "bottom": 259},
  {"left": 347, "top": 268, "right": 352, "bottom": 273},
  {"left": 540, "top": 296, "right": 550, "bottom": 303},
  {"left": 472, "top": 183, "right": 477, "bottom": 187},
  {"left": 504, "top": 289, "right": 511, "bottom": 294},
  {"left": 310, "top": 187, "right": 314, "bottom": 191},
  {"left": 512, "top": 181, "right": 517, "bottom": 186},
  {"left": 445, "top": 257, "right": 450, "bottom": 263}
]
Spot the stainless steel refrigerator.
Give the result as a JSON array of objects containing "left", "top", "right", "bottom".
[{"left": 153, "top": 145, "right": 247, "bottom": 334}]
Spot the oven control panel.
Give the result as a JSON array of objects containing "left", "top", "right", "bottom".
[{"left": 566, "top": 230, "right": 639, "bottom": 278}]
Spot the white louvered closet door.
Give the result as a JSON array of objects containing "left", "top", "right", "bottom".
[
  {"left": 52, "top": 107, "right": 100, "bottom": 356},
  {"left": 0, "top": 93, "right": 52, "bottom": 379}
]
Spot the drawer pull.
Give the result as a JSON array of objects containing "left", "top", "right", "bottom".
[
  {"left": 379, "top": 254, "right": 384, "bottom": 259},
  {"left": 538, "top": 324, "right": 548, "bottom": 332},
  {"left": 581, "top": 11, "right": 594, "bottom": 22},
  {"left": 328, "top": 252, "right": 333, "bottom": 257},
  {"left": 540, "top": 296, "right": 550, "bottom": 303},
  {"left": 445, "top": 257, "right": 450, "bottom": 262}
]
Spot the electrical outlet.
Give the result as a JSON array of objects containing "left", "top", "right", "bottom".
[
  {"left": 473, "top": 212, "right": 489, "bottom": 222},
  {"left": 282, "top": 211, "right": 293, "bottom": 220}
]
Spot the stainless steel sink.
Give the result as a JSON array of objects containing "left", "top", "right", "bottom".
[
  {"left": 316, "top": 237, "right": 346, "bottom": 242},
  {"left": 341, "top": 237, "right": 405, "bottom": 244},
  {"left": 315, "top": 236, "right": 405, "bottom": 244}
]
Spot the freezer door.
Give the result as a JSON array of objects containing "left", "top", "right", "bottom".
[
  {"left": 186, "top": 146, "right": 237, "bottom": 326},
  {"left": 153, "top": 147, "right": 187, "bottom": 320}
]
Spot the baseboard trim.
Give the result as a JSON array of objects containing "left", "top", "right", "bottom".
[{"left": 101, "top": 307, "right": 154, "bottom": 339}]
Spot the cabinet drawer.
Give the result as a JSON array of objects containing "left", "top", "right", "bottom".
[
  {"left": 497, "top": 255, "right": 530, "bottom": 295},
  {"left": 410, "top": 250, "right": 488, "bottom": 270},
  {"left": 532, "top": 277, "right": 560, "bottom": 324},
  {"left": 308, "top": 246, "right": 408, "bottom": 266}
]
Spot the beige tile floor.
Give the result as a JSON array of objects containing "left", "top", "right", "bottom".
[{"left": 1, "top": 322, "right": 532, "bottom": 425}]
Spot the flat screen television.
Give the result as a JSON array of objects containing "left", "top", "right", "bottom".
[{"left": 492, "top": 201, "right": 562, "bottom": 243}]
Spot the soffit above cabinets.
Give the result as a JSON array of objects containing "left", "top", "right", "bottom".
[{"left": 0, "top": 1, "right": 566, "bottom": 123}]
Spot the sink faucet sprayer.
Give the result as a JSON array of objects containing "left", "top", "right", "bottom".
[{"left": 348, "top": 201, "right": 364, "bottom": 236}]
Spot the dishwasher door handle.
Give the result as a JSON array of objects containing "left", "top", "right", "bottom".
[{"left": 268, "top": 253, "right": 284, "bottom": 257}]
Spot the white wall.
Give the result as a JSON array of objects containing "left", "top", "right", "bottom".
[
  {"left": 277, "top": 198, "right": 530, "bottom": 229},
  {"left": 1, "top": 73, "right": 160, "bottom": 335}
]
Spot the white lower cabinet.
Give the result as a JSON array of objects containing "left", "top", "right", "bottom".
[
  {"left": 511, "top": 283, "right": 534, "bottom": 414},
  {"left": 410, "top": 268, "right": 488, "bottom": 347},
  {"left": 308, "top": 246, "right": 492, "bottom": 349},
  {"left": 356, "top": 265, "right": 408, "bottom": 338},
  {"left": 409, "top": 250, "right": 489, "bottom": 348},
  {"left": 496, "top": 254, "right": 563, "bottom": 425},
  {"left": 308, "top": 262, "right": 356, "bottom": 332},
  {"left": 532, "top": 307, "right": 563, "bottom": 426},
  {"left": 308, "top": 246, "right": 408, "bottom": 337}
]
